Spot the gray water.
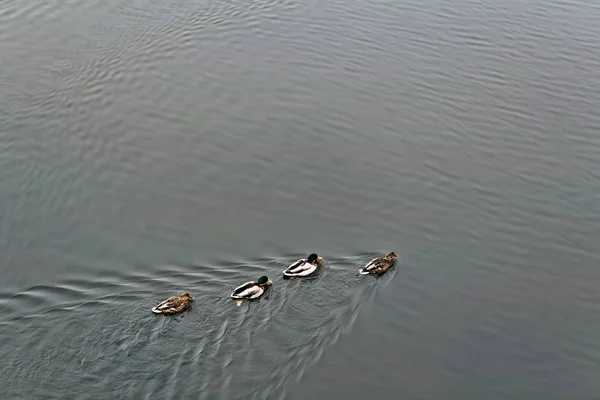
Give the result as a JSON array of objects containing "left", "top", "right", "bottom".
[{"left": 1, "top": 0, "right": 600, "bottom": 398}]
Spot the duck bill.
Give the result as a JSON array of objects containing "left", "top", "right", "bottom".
[
  {"left": 317, "top": 256, "right": 323, "bottom": 260},
  {"left": 267, "top": 279, "right": 273, "bottom": 285}
]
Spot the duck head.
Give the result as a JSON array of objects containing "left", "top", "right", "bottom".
[
  {"left": 307, "top": 253, "right": 323, "bottom": 263},
  {"left": 180, "top": 292, "right": 194, "bottom": 300},
  {"left": 257, "top": 276, "right": 273, "bottom": 286}
]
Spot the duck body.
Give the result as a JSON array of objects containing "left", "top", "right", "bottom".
[
  {"left": 230, "top": 276, "right": 272, "bottom": 300},
  {"left": 359, "top": 252, "right": 397, "bottom": 275},
  {"left": 283, "top": 253, "right": 323, "bottom": 278},
  {"left": 152, "top": 292, "right": 194, "bottom": 315}
]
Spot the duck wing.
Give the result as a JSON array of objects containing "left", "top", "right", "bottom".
[
  {"left": 231, "top": 281, "right": 262, "bottom": 299},
  {"left": 152, "top": 296, "right": 185, "bottom": 314},
  {"left": 284, "top": 259, "right": 310, "bottom": 274},
  {"left": 360, "top": 257, "right": 388, "bottom": 274},
  {"left": 285, "top": 259, "right": 305, "bottom": 271},
  {"left": 284, "top": 259, "right": 319, "bottom": 277}
]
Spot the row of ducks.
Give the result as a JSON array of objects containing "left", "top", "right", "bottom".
[{"left": 151, "top": 251, "right": 398, "bottom": 315}]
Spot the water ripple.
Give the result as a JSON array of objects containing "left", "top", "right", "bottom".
[
  {"left": 3, "top": 0, "right": 600, "bottom": 398},
  {"left": 0, "top": 253, "right": 393, "bottom": 398}
]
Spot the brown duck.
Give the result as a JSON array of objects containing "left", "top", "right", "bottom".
[
  {"left": 359, "top": 252, "right": 397, "bottom": 275},
  {"left": 152, "top": 292, "right": 194, "bottom": 315}
]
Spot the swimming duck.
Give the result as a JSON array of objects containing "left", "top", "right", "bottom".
[
  {"left": 283, "top": 253, "right": 323, "bottom": 279},
  {"left": 359, "top": 252, "right": 397, "bottom": 275},
  {"left": 152, "top": 292, "right": 194, "bottom": 315},
  {"left": 230, "top": 276, "right": 272, "bottom": 304}
]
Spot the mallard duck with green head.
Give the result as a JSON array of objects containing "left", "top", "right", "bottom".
[
  {"left": 230, "top": 276, "right": 272, "bottom": 305},
  {"left": 359, "top": 252, "right": 397, "bottom": 275},
  {"left": 283, "top": 253, "right": 323, "bottom": 279},
  {"left": 152, "top": 292, "right": 194, "bottom": 315}
]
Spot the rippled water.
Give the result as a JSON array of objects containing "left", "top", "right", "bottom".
[
  {"left": 2, "top": 0, "right": 600, "bottom": 398},
  {"left": 0, "top": 255, "right": 395, "bottom": 398}
]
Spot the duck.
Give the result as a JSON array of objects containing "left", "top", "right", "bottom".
[
  {"left": 152, "top": 292, "right": 194, "bottom": 315},
  {"left": 359, "top": 252, "right": 397, "bottom": 275},
  {"left": 230, "top": 276, "right": 272, "bottom": 305},
  {"left": 283, "top": 253, "right": 323, "bottom": 279}
]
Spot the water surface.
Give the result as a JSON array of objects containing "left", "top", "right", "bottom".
[{"left": 1, "top": 0, "right": 600, "bottom": 398}]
